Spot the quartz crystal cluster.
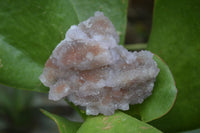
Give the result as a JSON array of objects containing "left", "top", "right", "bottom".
[{"left": 39, "top": 11, "right": 160, "bottom": 115}]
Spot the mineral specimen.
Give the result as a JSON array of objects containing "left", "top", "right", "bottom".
[{"left": 39, "top": 11, "right": 160, "bottom": 115}]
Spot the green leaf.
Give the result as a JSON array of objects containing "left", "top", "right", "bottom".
[
  {"left": 41, "top": 109, "right": 82, "bottom": 133},
  {"left": 147, "top": 0, "right": 200, "bottom": 132},
  {"left": 125, "top": 55, "right": 177, "bottom": 122},
  {"left": 77, "top": 112, "right": 161, "bottom": 133},
  {"left": 0, "top": 36, "right": 48, "bottom": 92},
  {"left": 0, "top": 0, "right": 128, "bottom": 92},
  {"left": 77, "top": 111, "right": 162, "bottom": 133},
  {"left": 139, "top": 55, "right": 177, "bottom": 122}
]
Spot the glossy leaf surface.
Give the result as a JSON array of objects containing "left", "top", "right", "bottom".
[
  {"left": 148, "top": 0, "right": 200, "bottom": 132},
  {"left": 41, "top": 109, "right": 81, "bottom": 133},
  {"left": 77, "top": 111, "right": 162, "bottom": 133},
  {"left": 0, "top": 0, "right": 128, "bottom": 92}
]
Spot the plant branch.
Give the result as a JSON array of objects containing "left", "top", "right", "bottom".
[{"left": 124, "top": 43, "right": 147, "bottom": 51}]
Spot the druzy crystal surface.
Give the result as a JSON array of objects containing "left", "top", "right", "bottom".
[{"left": 39, "top": 12, "right": 160, "bottom": 115}]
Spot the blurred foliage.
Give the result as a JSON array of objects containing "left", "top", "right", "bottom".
[{"left": 0, "top": 85, "right": 35, "bottom": 133}]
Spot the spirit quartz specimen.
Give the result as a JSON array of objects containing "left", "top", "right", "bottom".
[{"left": 39, "top": 11, "right": 160, "bottom": 115}]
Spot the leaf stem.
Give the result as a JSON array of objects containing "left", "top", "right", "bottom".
[{"left": 124, "top": 43, "right": 147, "bottom": 51}]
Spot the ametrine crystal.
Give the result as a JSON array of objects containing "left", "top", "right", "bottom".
[{"left": 39, "top": 11, "right": 160, "bottom": 115}]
